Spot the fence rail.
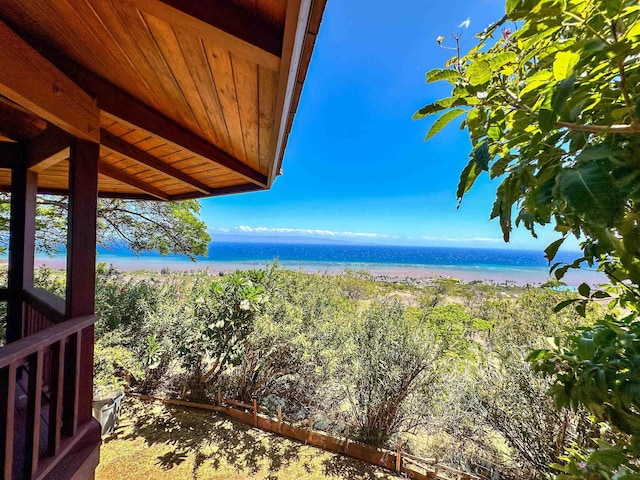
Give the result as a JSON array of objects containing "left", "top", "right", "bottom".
[{"left": 127, "top": 391, "right": 481, "bottom": 480}]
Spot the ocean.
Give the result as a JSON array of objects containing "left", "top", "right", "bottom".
[{"left": 33, "top": 242, "right": 606, "bottom": 287}]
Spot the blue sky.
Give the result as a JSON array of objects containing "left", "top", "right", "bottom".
[{"left": 200, "top": 0, "right": 575, "bottom": 251}]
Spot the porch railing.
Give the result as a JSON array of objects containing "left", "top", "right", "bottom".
[
  {"left": 0, "top": 313, "right": 97, "bottom": 479},
  {"left": 22, "top": 288, "right": 66, "bottom": 338}
]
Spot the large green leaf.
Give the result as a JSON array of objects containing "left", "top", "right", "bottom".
[
  {"left": 426, "top": 69, "right": 460, "bottom": 83},
  {"left": 413, "top": 103, "right": 447, "bottom": 119},
  {"left": 553, "top": 50, "right": 580, "bottom": 81},
  {"left": 506, "top": 0, "right": 520, "bottom": 14},
  {"left": 544, "top": 237, "right": 566, "bottom": 262},
  {"left": 457, "top": 158, "right": 481, "bottom": 200},
  {"left": 413, "top": 98, "right": 469, "bottom": 119},
  {"left": 472, "top": 141, "right": 490, "bottom": 171},
  {"left": 466, "top": 60, "right": 491, "bottom": 86},
  {"left": 575, "top": 143, "right": 617, "bottom": 163},
  {"left": 489, "top": 51, "right": 517, "bottom": 70},
  {"left": 551, "top": 75, "right": 576, "bottom": 117},
  {"left": 425, "top": 109, "right": 467, "bottom": 140},
  {"left": 556, "top": 161, "right": 624, "bottom": 227},
  {"left": 520, "top": 70, "right": 554, "bottom": 97}
]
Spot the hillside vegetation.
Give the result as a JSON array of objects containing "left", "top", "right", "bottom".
[{"left": 80, "top": 263, "right": 608, "bottom": 479}]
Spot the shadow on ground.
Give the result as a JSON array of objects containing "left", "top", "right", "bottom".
[{"left": 103, "top": 397, "right": 399, "bottom": 479}]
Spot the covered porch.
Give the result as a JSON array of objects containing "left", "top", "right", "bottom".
[{"left": 0, "top": 1, "right": 325, "bottom": 478}]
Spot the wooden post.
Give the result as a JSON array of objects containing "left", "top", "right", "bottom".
[
  {"left": 125, "top": 371, "right": 131, "bottom": 393},
  {"left": 7, "top": 147, "right": 37, "bottom": 343},
  {"left": 253, "top": 399, "right": 258, "bottom": 427},
  {"left": 308, "top": 416, "right": 313, "bottom": 441},
  {"left": 277, "top": 404, "right": 282, "bottom": 433},
  {"left": 396, "top": 438, "right": 402, "bottom": 472},
  {"left": 66, "top": 139, "right": 99, "bottom": 427},
  {"left": 66, "top": 139, "right": 99, "bottom": 318},
  {"left": 217, "top": 386, "right": 222, "bottom": 406}
]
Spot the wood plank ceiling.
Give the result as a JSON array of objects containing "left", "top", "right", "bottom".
[{"left": 0, "top": 0, "right": 326, "bottom": 200}]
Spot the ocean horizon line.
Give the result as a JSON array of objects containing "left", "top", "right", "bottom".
[{"left": 18, "top": 241, "right": 605, "bottom": 287}]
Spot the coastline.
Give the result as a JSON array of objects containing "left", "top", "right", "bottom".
[{"left": 32, "top": 254, "right": 607, "bottom": 287}]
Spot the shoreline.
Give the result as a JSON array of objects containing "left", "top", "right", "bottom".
[{"left": 32, "top": 255, "right": 607, "bottom": 287}]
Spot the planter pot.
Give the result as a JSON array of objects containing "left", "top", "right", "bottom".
[{"left": 92, "top": 390, "right": 125, "bottom": 436}]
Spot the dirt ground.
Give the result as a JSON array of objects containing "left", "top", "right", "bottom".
[{"left": 96, "top": 397, "right": 402, "bottom": 480}]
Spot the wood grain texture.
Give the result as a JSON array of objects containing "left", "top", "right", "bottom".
[
  {"left": 98, "top": 160, "right": 169, "bottom": 200},
  {"left": 174, "top": 27, "right": 233, "bottom": 155},
  {"left": 205, "top": 45, "right": 247, "bottom": 165},
  {"left": 233, "top": 55, "right": 260, "bottom": 172},
  {"left": 0, "top": 0, "right": 326, "bottom": 200},
  {"left": 258, "top": 66, "right": 278, "bottom": 173},
  {"left": 26, "top": 127, "right": 70, "bottom": 172},
  {"left": 100, "top": 130, "right": 211, "bottom": 194},
  {"left": 130, "top": 0, "right": 281, "bottom": 70},
  {"left": 0, "top": 20, "right": 99, "bottom": 141},
  {"left": 143, "top": 13, "right": 225, "bottom": 151}
]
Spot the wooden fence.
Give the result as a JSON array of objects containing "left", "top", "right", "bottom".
[{"left": 125, "top": 391, "right": 481, "bottom": 480}]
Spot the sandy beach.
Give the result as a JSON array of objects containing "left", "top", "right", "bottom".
[{"left": 33, "top": 255, "right": 607, "bottom": 287}]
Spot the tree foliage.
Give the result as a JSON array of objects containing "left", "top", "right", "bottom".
[
  {"left": 416, "top": 0, "right": 640, "bottom": 476},
  {"left": 0, "top": 195, "right": 210, "bottom": 259},
  {"left": 345, "top": 299, "right": 445, "bottom": 447},
  {"left": 178, "top": 271, "right": 265, "bottom": 392},
  {"left": 85, "top": 264, "right": 596, "bottom": 476}
]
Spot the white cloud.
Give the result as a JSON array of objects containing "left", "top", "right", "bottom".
[
  {"left": 228, "top": 225, "right": 392, "bottom": 239},
  {"left": 459, "top": 17, "right": 471, "bottom": 29}
]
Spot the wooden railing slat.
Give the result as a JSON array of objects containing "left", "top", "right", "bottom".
[
  {"left": 62, "top": 332, "right": 80, "bottom": 438},
  {"left": 1, "top": 363, "right": 16, "bottom": 479},
  {"left": 48, "top": 340, "right": 65, "bottom": 456},
  {"left": 26, "top": 348, "right": 44, "bottom": 476}
]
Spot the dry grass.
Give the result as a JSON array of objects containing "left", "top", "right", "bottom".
[{"left": 97, "top": 397, "right": 402, "bottom": 480}]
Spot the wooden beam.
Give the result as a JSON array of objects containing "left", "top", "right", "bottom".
[
  {"left": 9, "top": 29, "right": 269, "bottom": 188},
  {"left": 0, "top": 143, "right": 20, "bottom": 168},
  {"left": 98, "top": 160, "right": 170, "bottom": 201},
  {"left": 268, "top": 0, "right": 317, "bottom": 186},
  {"left": 0, "top": 183, "right": 161, "bottom": 201},
  {"left": 169, "top": 182, "right": 264, "bottom": 200},
  {"left": 26, "top": 126, "right": 70, "bottom": 172},
  {"left": 100, "top": 129, "right": 212, "bottom": 195},
  {"left": 0, "top": 20, "right": 99, "bottom": 142},
  {"left": 0, "top": 104, "right": 46, "bottom": 142},
  {"left": 131, "top": 0, "right": 282, "bottom": 71},
  {"left": 104, "top": 108, "right": 267, "bottom": 188},
  {"left": 58, "top": 188, "right": 159, "bottom": 201}
]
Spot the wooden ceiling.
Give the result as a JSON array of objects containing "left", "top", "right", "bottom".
[{"left": 0, "top": 0, "right": 326, "bottom": 200}]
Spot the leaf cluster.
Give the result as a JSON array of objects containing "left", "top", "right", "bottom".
[{"left": 416, "top": 0, "right": 640, "bottom": 287}]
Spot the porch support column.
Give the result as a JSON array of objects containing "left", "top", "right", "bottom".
[
  {"left": 7, "top": 147, "right": 37, "bottom": 343},
  {"left": 65, "top": 139, "right": 99, "bottom": 425}
]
